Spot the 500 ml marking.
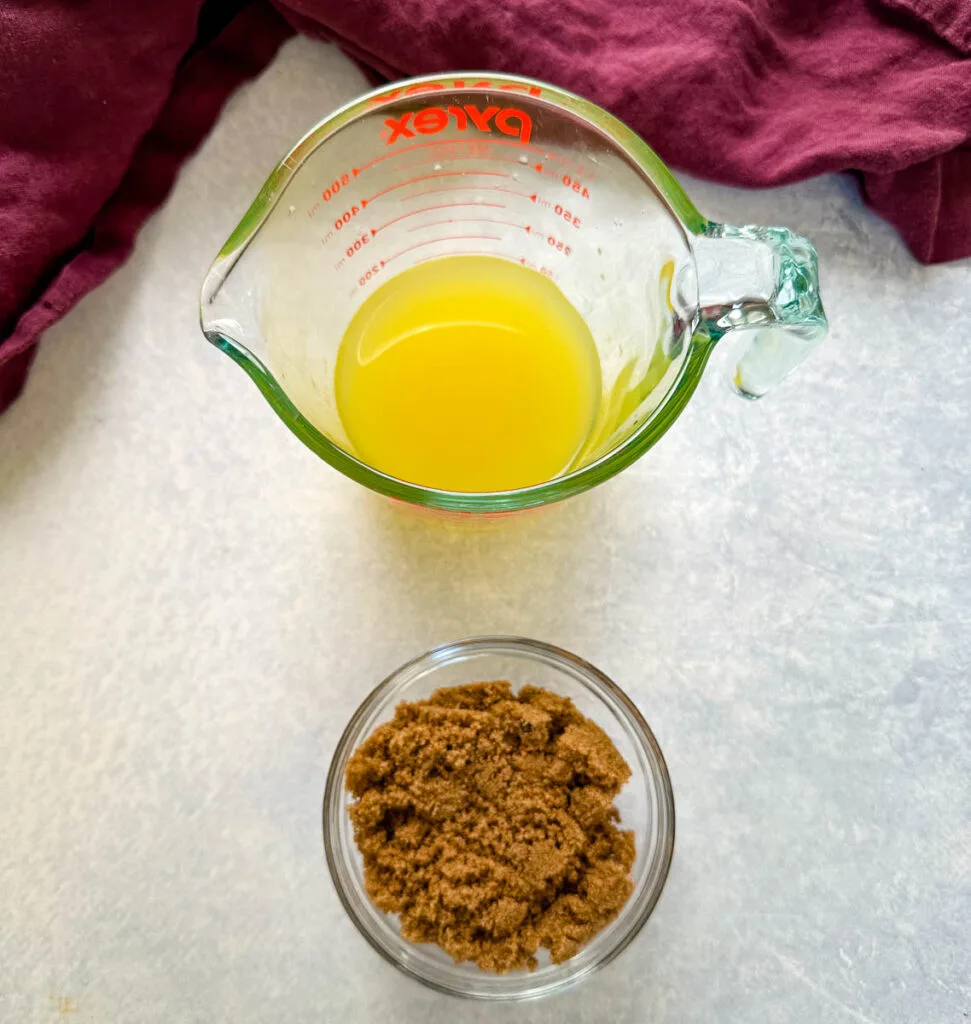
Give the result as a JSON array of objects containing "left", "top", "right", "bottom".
[
  {"left": 542, "top": 151, "right": 597, "bottom": 180},
  {"left": 322, "top": 174, "right": 350, "bottom": 201}
]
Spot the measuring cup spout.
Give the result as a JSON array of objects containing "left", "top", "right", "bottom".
[
  {"left": 198, "top": 71, "right": 832, "bottom": 511},
  {"left": 691, "top": 223, "right": 827, "bottom": 398}
]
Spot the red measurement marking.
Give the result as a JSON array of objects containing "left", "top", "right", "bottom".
[
  {"left": 517, "top": 256, "right": 555, "bottom": 278},
  {"left": 561, "top": 174, "right": 592, "bottom": 199},
  {"left": 371, "top": 202, "right": 505, "bottom": 235},
  {"left": 543, "top": 152, "right": 598, "bottom": 179},
  {"left": 405, "top": 185, "right": 537, "bottom": 201},
  {"left": 365, "top": 81, "right": 543, "bottom": 110},
  {"left": 321, "top": 174, "right": 351, "bottom": 201},
  {"left": 546, "top": 234, "right": 573, "bottom": 256},
  {"left": 403, "top": 186, "right": 547, "bottom": 202},
  {"left": 413, "top": 250, "right": 497, "bottom": 267},
  {"left": 407, "top": 218, "right": 525, "bottom": 233},
  {"left": 395, "top": 154, "right": 530, "bottom": 174},
  {"left": 553, "top": 204, "right": 582, "bottom": 228},
  {"left": 352, "top": 137, "right": 548, "bottom": 176},
  {"left": 382, "top": 235, "right": 502, "bottom": 265},
  {"left": 364, "top": 171, "right": 508, "bottom": 204},
  {"left": 407, "top": 186, "right": 474, "bottom": 200}
]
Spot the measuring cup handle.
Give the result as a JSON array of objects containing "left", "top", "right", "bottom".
[{"left": 692, "top": 223, "right": 828, "bottom": 398}]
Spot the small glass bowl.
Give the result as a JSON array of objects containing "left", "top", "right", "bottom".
[{"left": 323, "top": 636, "right": 675, "bottom": 1001}]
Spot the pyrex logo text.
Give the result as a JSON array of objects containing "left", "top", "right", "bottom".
[{"left": 382, "top": 104, "right": 533, "bottom": 146}]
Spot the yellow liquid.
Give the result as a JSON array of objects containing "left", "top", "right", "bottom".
[{"left": 335, "top": 255, "right": 601, "bottom": 492}]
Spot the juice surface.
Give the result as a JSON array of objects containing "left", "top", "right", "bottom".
[{"left": 335, "top": 255, "right": 601, "bottom": 493}]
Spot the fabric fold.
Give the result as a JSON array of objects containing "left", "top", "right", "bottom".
[{"left": 1, "top": 0, "right": 969, "bottom": 413}]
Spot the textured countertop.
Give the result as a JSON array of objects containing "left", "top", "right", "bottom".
[{"left": 1, "top": 38, "right": 969, "bottom": 1024}]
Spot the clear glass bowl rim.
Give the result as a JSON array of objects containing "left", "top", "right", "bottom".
[{"left": 322, "top": 635, "right": 676, "bottom": 1001}]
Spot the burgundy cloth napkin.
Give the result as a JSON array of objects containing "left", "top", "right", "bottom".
[{"left": 1, "top": 0, "right": 969, "bottom": 413}]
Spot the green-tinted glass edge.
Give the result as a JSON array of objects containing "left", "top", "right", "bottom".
[{"left": 202, "top": 73, "right": 716, "bottom": 512}]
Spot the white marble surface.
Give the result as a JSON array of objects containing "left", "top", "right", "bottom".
[{"left": 1, "top": 38, "right": 969, "bottom": 1024}]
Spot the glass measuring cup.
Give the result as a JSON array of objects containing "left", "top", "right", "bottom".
[{"left": 200, "top": 73, "right": 827, "bottom": 513}]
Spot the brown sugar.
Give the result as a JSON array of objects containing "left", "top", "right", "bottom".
[{"left": 345, "top": 681, "right": 636, "bottom": 973}]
